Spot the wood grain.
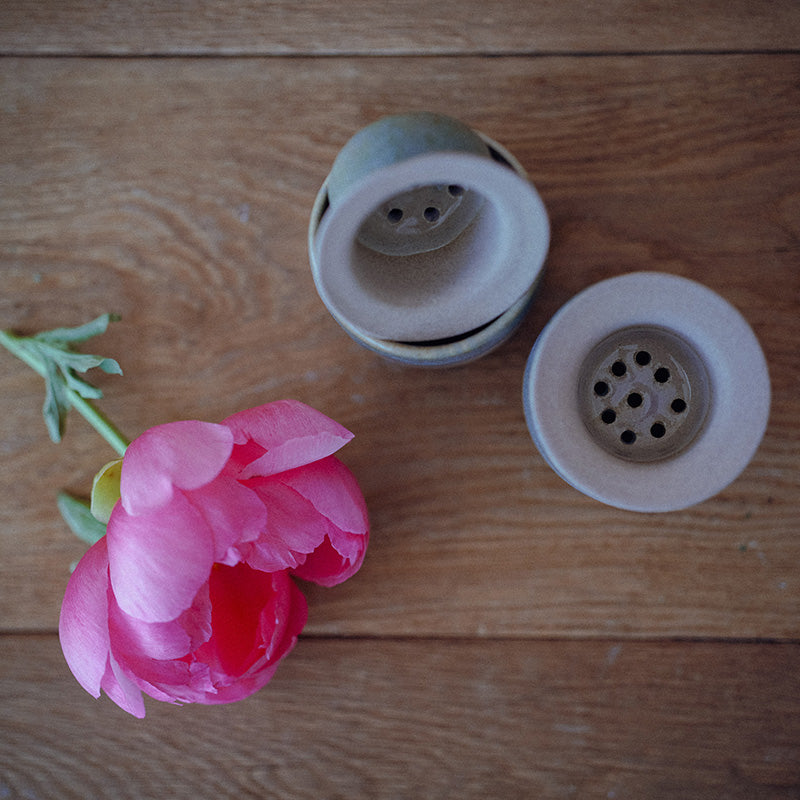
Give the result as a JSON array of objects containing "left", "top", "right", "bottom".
[
  {"left": 1, "top": 55, "right": 798, "bottom": 638},
  {"left": 2, "top": 0, "right": 800, "bottom": 55},
  {"left": 2, "top": 635, "right": 798, "bottom": 799},
  {"left": 2, "top": 7, "right": 799, "bottom": 793}
]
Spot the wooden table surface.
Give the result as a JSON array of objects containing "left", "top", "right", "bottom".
[{"left": 1, "top": 3, "right": 799, "bottom": 798}]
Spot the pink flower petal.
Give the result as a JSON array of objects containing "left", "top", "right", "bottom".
[
  {"left": 185, "top": 475, "right": 267, "bottom": 565},
  {"left": 103, "top": 655, "right": 146, "bottom": 718},
  {"left": 59, "top": 538, "right": 148, "bottom": 716},
  {"left": 198, "top": 663, "right": 281, "bottom": 705},
  {"left": 59, "top": 537, "right": 113, "bottom": 699},
  {"left": 281, "top": 457, "right": 369, "bottom": 586},
  {"left": 107, "top": 493, "right": 215, "bottom": 623},
  {"left": 119, "top": 655, "right": 214, "bottom": 706},
  {"left": 242, "top": 478, "right": 331, "bottom": 572},
  {"left": 121, "top": 421, "right": 234, "bottom": 516},
  {"left": 198, "top": 574, "right": 307, "bottom": 705},
  {"left": 222, "top": 400, "right": 353, "bottom": 479},
  {"left": 279, "top": 456, "right": 368, "bottom": 535},
  {"left": 111, "top": 583, "right": 216, "bottom": 705},
  {"left": 192, "top": 564, "right": 306, "bottom": 678},
  {"left": 291, "top": 534, "right": 363, "bottom": 586},
  {"left": 259, "top": 571, "right": 308, "bottom": 664},
  {"left": 207, "top": 563, "right": 279, "bottom": 675},
  {"left": 109, "top": 595, "right": 198, "bottom": 662},
  {"left": 292, "top": 531, "right": 367, "bottom": 586}
]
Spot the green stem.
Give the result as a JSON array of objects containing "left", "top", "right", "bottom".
[{"left": 0, "top": 329, "right": 129, "bottom": 456}]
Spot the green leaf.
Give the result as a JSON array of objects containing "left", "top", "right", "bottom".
[
  {"left": 1, "top": 314, "right": 128, "bottom": 454},
  {"left": 36, "top": 341, "right": 123, "bottom": 376},
  {"left": 57, "top": 492, "right": 107, "bottom": 545},
  {"left": 63, "top": 370, "right": 104, "bottom": 399},
  {"left": 42, "top": 358, "right": 69, "bottom": 442},
  {"left": 34, "top": 313, "right": 120, "bottom": 344},
  {"left": 97, "top": 357, "right": 123, "bottom": 375}
]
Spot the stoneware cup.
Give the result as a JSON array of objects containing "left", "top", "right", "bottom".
[{"left": 309, "top": 112, "right": 550, "bottom": 366}]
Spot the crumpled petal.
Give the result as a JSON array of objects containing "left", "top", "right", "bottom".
[
  {"left": 107, "top": 493, "right": 215, "bottom": 623},
  {"left": 121, "top": 421, "right": 234, "bottom": 516},
  {"left": 185, "top": 475, "right": 268, "bottom": 565},
  {"left": 270, "top": 456, "right": 369, "bottom": 583},
  {"left": 282, "top": 457, "right": 369, "bottom": 586},
  {"left": 291, "top": 534, "right": 364, "bottom": 586},
  {"left": 279, "top": 456, "right": 368, "bottom": 536},
  {"left": 222, "top": 400, "right": 353, "bottom": 479},
  {"left": 242, "top": 479, "right": 331, "bottom": 572}
]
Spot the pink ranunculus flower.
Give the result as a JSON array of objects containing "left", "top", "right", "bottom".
[{"left": 58, "top": 400, "right": 369, "bottom": 717}]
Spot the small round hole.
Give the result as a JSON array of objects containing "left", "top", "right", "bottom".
[
  {"left": 650, "top": 422, "right": 666, "bottom": 438},
  {"left": 635, "top": 350, "right": 651, "bottom": 366},
  {"left": 654, "top": 367, "right": 671, "bottom": 383},
  {"left": 447, "top": 185, "right": 464, "bottom": 196},
  {"left": 601, "top": 409, "right": 616, "bottom": 424},
  {"left": 611, "top": 361, "right": 627, "bottom": 377},
  {"left": 387, "top": 208, "right": 403, "bottom": 223},
  {"left": 424, "top": 206, "right": 440, "bottom": 222},
  {"left": 594, "top": 381, "right": 610, "bottom": 397},
  {"left": 671, "top": 398, "right": 687, "bottom": 413},
  {"left": 620, "top": 430, "right": 637, "bottom": 445},
  {"left": 626, "top": 392, "right": 643, "bottom": 408}
]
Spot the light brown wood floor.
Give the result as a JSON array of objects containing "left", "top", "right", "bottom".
[{"left": 1, "top": 3, "right": 798, "bottom": 798}]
